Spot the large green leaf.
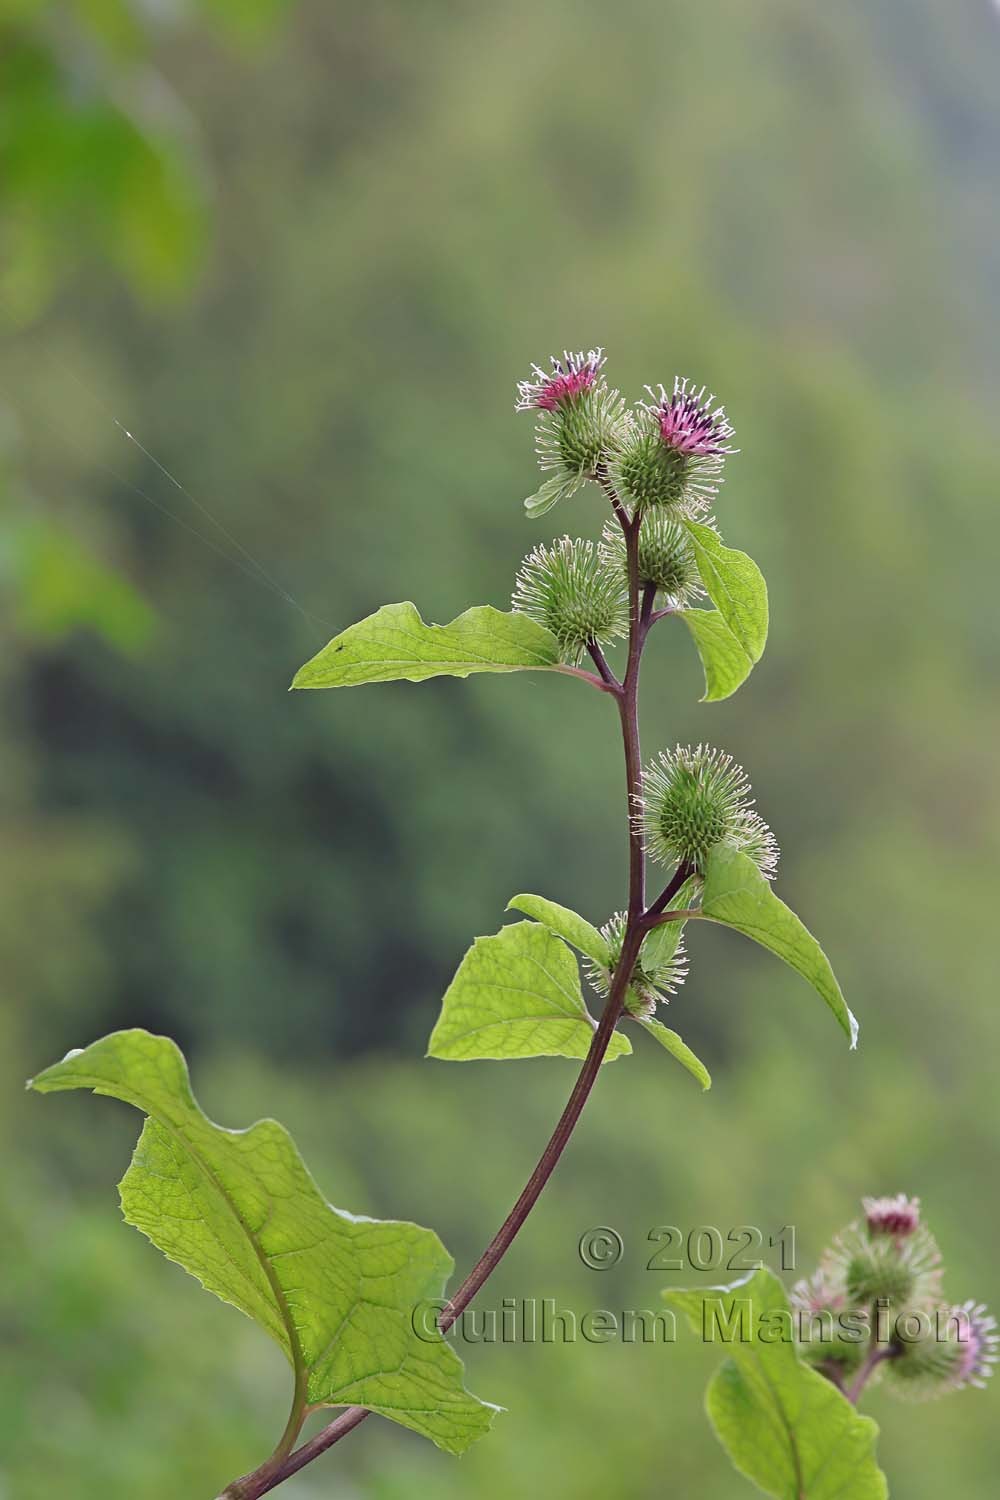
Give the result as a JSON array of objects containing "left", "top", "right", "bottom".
[
  {"left": 678, "top": 608, "right": 754, "bottom": 701},
  {"left": 427, "top": 921, "right": 631, "bottom": 1063},
  {"left": 699, "top": 845, "right": 857, "bottom": 1047},
  {"left": 29, "top": 1031, "right": 497, "bottom": 1454},
  {"left": 291, "top": 602, "right": 561, "bottom": 688},
  {"left": 683, "top": 521, "right": 768, "bottom": 667},
  {"left": 634, "top": 1017, "right": 711, "bottom": 1090},
  {"left": 506, "top": 893, "right": 610, "bottom": 967},
  {"left": 666, "top": 1269, "right": 887, "bottom": 1500}
]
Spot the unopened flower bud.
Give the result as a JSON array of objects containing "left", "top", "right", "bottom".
[
  {"left": 585, "top": 910, "right": 688, "bottom": 1019},
  {"left": 822, "top": 1205, "right": 942, "bottom": 1314},
  {"left": 846, "top": 1248, "right": 916, "bottom": 1308},
  {"left": 863, "top": 1194, "right": 921, "bottom": 1241},
  {"left": 511, "top": 537, "right": 628, "bottom": 665},
  {"left": 599, "top": 511, "right": 703, "bottom": 607},
  {"left": 640, "top": 745, "right": 779, "bottom": 879}
]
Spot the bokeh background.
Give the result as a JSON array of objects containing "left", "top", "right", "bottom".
[{"left": 3, "top": 2, "right": 1000, "bottom": 1495}]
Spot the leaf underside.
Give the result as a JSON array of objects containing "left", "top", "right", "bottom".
[
  {"left": 29, "top": 1031, "right": 497, "bottom": 1454},
  {"left": 666, "top": 1269, "right": 887, "bottom": 1500},
  {"left": 427, "top": 921, "right": 631, "bottom": 1063},
  {"left": 699, "top": 845, "right": 858, "bottom": 1047},
  {"left": 291, "top": 602, "right": 561, "bottom": 689}
]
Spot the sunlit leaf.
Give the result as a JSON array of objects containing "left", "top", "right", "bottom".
[
  {"left": 291, "top": 602, "right": 561, "bottom": 688},
  {"left": 506, "top": 894, "right": 610, "bottom": 967},
  {"left": 428, "top": 921, "right": 631, "bottom": 1063},
  {"left": 634, "top": 1018, "right": 711, "bottom": 1090},
  {"left": 678, "top": 608, "right": 753, "bottom": 701},
  {"left": 699, "top": 845, "right": 857, "bottom": 1047},
  {"left": 682, "top": 521, "right": 768, "bottom": 667},
  {"left": 29, "top": 1031, "right": 498, "bottom": 1454}
]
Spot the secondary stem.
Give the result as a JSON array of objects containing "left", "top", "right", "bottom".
[
  {"left": 224, "top": 495, "right": 653, "bottom": 1500},
  {"left": 644, "top": 862, "right": 694, "bottom": 921},
  {"left": 846, "top": 1343, "right": 896, "bottom": 1405}
]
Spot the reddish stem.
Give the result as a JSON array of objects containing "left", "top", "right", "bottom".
[{"left": 223, "top": 486, "right": 654, "bottom": 1500}]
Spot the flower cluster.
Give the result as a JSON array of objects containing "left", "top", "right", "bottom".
[
  {"left": 515, "top": 351, "right": 735, "bottom": 521},
  {"left": 513, "top": 349, "right": 776, "bottom": 997},
  {"left": 791, "top": 1196, "right": 997, "bottom": 1400}
]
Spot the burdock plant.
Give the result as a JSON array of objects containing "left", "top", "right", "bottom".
[{"left": 31, "top": 347, "right": 874, "bottom": 1497}]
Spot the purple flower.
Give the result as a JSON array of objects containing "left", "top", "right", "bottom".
[
  {"left": 649, "top": 377, "right": 735, "bottom": 458},
  {"left": 950, "top": 1302, "right": 999, "bottom": 1390},
  {"left": 863, "top": 1194, "right": 921, "bottom": 1240},
  {"left": 516, "top": 349, "right": 605, "bottom": 412}
]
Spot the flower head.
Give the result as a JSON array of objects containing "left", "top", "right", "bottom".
[
  {"left": 516, "top": 350, "right": 606, "bottom": 412},
  {"left": 585, "top": 910, "right": 688, "bottom": 1019},
  {"left": 599, "top": 510, "right": 704, "bottom": 607},
  {"left": 864, "top": 1194, "right": 922, "bottom": 1242},
  {"left": 821, "top": 1210, "right": 943, "bottom": 1313},
  {"left": 614, "top": 377, "right": 736, "bottom": 514},
  {"left": 640, "top": 745, "right": 779, "bottom": 879},
  {"left": 511, "top": 536, "right": 628, "bottom": 665},
  {"left": 888, "top": 1301, "right": 998, "bottom": 1400},
  {"left": 517, "top": 349, "right": 628, "bottom": 514},
  {"left": 653, "top": 378, "right": 735, "bottom": 458},
  {"left": 950, "top": 1302, "right": 999, "bottom": 1390}
]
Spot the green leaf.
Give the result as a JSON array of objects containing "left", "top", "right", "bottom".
[
  {"left": 683, "top": 521, "right": 768, "bottom": 667},
  {"left": 699, "top": 845, "right": 858, "bottom": 1047},
  {"left": 666, "top": 1269, "right": 887, "bottom": 1500},
  {"left": 506, "top": 893, "right": 610, "bottom": 968},
  {"left": 634, "top": 1018, "right": 711, "bottom": 1090},
  {"left": 678, "top": 608, "right": 754, "bottom": 702},
  {"left": 523, "top": 470, "right": 585, "bottom": 518},
  {"left": 427, "top": 921, "right": 631, "bottom": 1063},
  {"left": 291, "top": 602, "right": 561, "bottom": 689},
  {"left": 29, "top": 1031, "right": 498, "bottom": 1454}
]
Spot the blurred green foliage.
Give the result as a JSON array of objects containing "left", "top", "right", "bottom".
[{"left": 2, "top": 0, "right": 1000, "bottom": 1496}]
